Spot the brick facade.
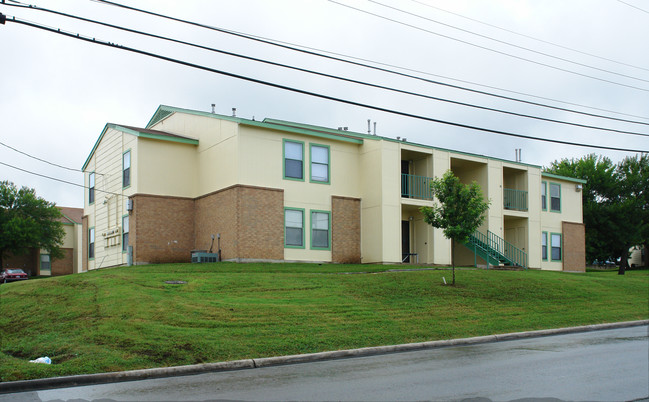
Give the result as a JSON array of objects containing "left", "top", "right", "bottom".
[
  {"left": 195, "top": 185, "right": 284, "bottom": 261},
  {"left": 332, "top": 196, "right": 362, "bottom": 263},
  {"left": 51, "top": 248, "right": 74, "bottom": 276},
  {"left": 562, "top": 221, "right": 586, "bottom": 272},
  {"left": 3, "top": 249, "right": 39, "bottom": 276},
  {"left": 130, "top": 194, "right": 195, "bottom": 264}
]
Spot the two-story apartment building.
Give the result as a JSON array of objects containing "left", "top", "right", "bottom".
[{"left": 81, "top": 105, "right": 586, "bottom": 272}]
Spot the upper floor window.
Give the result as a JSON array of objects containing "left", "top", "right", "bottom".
[
  {"left": 550, "top": 183, "right": 561, "bottom": 212},
  {"left": 310, "top": 144, "right": 330, "bottom": 184},
  {"left": 89, "top": 227, "right": 95, "bottom": 260},
  {"left": 541, "top": 181, "right": 547, "bottom": 210},
  {"left": 284, "top": 140, "right": 304, "bottom": 181},
  {"left": 89, "top": 172, "right": 95, "bottom": 204},
  {"left": 123, "top": 150, "right": 131, "bottom": 188}
]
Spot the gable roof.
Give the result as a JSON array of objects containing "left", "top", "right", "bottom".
[
  {"left": 82, "top": 123, "right": 198, "bottom": 171},
  {"left": 58, "top": 207, "right": 83, "bottom": 225}
]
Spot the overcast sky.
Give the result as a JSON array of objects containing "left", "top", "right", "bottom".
[{"left": 1, "top": 0, "right": 648, "bottom": 208}]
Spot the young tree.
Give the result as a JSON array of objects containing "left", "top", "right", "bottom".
[
  {"left": 0, "top": 181, "right": 65, "bottom": 269},
  {"left": 420, "top": 170, "right": 490, "bottom": 285}
]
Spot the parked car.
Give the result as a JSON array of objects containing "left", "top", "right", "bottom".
[{"left": 1, "top": 268, "right": 29, "bottom": 283}]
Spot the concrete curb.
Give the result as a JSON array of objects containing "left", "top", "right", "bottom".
[{"left": 1, "top": 320, "right": 647, "bottom": 394}]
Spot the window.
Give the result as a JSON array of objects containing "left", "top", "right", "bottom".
[
  {"left": 541, "top": 231, "right": 548, "bottom": 260},
  {"left": 89, "top": 227, "right": 95, "bottom": 259},
  {"left": 311, "top": 210, "right": 331, "bottom": 249},
  {"left": 283, "top": 140, "right": 304, "bottom": 180},
  {"left": 551, "top": 233, "right": 562, "bottom": 261},
  {"left": 541, "top": 181, "right": 547, "bottom": 211},
  {"left": 122, "top": 215, "right": 129, "bottom": 252},
  {"left": 284, "top": 208, "right": 304, "bottom": 248},
  {"left": 310, "top": 144, "right": 330, "bottom": 183},
  {"left": 40, "top": 254, "right": 51, "bottom": 276},
  {"left": 550, "top": 183, "right": 561, "bottom": 212},
  {"left": 89, "top": 172, "right": 95, "bottom": 204},
  {"left": 123, "top": 150, "right": 131, "bottom": 188}
]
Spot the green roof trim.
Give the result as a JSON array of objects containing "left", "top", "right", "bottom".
[
  {"left": 541, "top": 172, "right": 587, "bottom": 184},
  {"left": 82, "top": 123, "right": 198, "bottom": 171}
]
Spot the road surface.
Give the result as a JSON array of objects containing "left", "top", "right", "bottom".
[{"left": 2, "top": 325, "right": 647, "bottom": 401}]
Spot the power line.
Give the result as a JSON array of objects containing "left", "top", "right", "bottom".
[
  {"left": 0, "top": 161, "right": 125, "bottom": 198},
  {"left": 5, "top": 2, "right": 648, "bottom": 137},
  {"left": 409, "top": 0, "right": 649, "bottom": 73},
  {"left": 329, "top": 0, "right": 649, "bottom": 93},
  {"left": 618, "top": 0, "right": 649, "bottom": 14},
  {"left": 0, "top": 140, "right": 84, "bottom": 172},
  {"left": 86, "top": 0, "right": 649, "bottom": 124},
  {"left": 5, "top": 16, "right": 648, "bottom": 153}
]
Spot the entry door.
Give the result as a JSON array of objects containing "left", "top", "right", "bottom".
[
  {"left": 402, "top": 221, "right": 410, "bottom": 263},
  {"left": 40, "top": 254, "right": 51, "bottom": 276}
]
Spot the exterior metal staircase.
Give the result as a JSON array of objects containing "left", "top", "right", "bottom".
[{"left": 464, "top": 230, "right": 528, "bottom": 269}]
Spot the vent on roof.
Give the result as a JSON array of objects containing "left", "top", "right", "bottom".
[{"left": 148, "top": 108, "right": 173, "bottom": 128}]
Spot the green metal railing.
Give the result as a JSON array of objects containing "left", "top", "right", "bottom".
[
  {"left": 401, "top": 173, "right": 433, "bottom": 200},
  {"left": 503, "top": 188, "right": 528, "bottom": 211},
  {"left": 466, "top": 229, "right": 528, "bottom": 269}
]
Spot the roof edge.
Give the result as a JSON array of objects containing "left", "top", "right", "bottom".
[{"left": 542, "top": 172, "right": 587, "bottom": 184}]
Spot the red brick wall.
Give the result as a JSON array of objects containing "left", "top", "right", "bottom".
[
  {"left": 195, "top": 185, "right": 284, "bottom": 261},
  {"left": 563, "top": 221, "right": 586, "bottom": 272},
  {"left": 130, "top": 194, "right": 195, "bottom": 264},
  {"left": 3, "top": 249, "right": 39, "bottom": 276},
  {"left": 52, "top": 248, "right": 74, "bottom": 276},
  {"left": 332, "top": 196, "right": 361, "bottom": 263}
]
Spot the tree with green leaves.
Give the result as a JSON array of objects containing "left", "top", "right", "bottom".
[
  {"left": 420, "top": 170, "right": 490, "bottom": 285},
  {"left": 0, "top": 180, "right": 65, "bottom": 269},
  {"left": 546, "top": 154, "right": 648, "bottom": 274}
]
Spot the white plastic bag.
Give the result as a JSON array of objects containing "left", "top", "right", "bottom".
[{"left": 29, "top": 356, "right": 51, "bottom": 364}]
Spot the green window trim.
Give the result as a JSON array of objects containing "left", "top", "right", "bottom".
[
  {"left": 283, "top": 139, "right": 305, "bottom": 181},
  {"left": 550, "top": 232, "right": 562, "bottom": 262},
  {"left": 284, "top": 207, "right": 305, "bottom": 249},
  {"left": 310, "top": 210, "right": 331, "bottom": 250},
  {"left": 549, "top": 182, "right": 561, "bottom": 213},
  {"left": 122, "top": 149, "right": 131, "bottom": 189},
  {"left": 88, "top": 227, "right": 95, "bottom": 260},
  {"left": 122, "top": 214, "right": 130, "bottom": 253},
  {"left": 541, "top": 181, "right": 547, "bottom": 211},
  {"left": 309, "top": 143, "right": 330, "bottom": 184},
  {"left": 541, "top": 231, "right": 548, "bottom": 261},
  {"left": 89, "top": 172, "right": 96, "bottom": 205}
]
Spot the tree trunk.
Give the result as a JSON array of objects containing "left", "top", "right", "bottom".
[
  {"left": 451, "top": 240, "right": 456, "bottom": 285},
  {"left": 618, "top": 248, "right": 629, "bottom": 275}
]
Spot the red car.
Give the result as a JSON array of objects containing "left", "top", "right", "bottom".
[{"left": 1, "top": 268, "right": 29, "bottom": 283}]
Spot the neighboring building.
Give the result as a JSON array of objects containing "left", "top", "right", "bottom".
[
  {"left": 628, "top": 245, "right": 647, "bottom": 268},
  {"left": 81, "top": 105, "right": 586, "bottom": 272},
  {"left": 3, "top": 207, "right": 83, "bottom": 276}
]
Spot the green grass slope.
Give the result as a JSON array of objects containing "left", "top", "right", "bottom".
[{"left": 1, "top": 263, "right": 647, "bottom": 381}]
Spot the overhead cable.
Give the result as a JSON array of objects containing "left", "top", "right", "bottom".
[
  {"left": 4, "top": 1, "right": 648, "bottom": 136},
  {"left": 85, "top": 0, "right": 649, "bottom": 124},
  {"left": 4, "top": 16, "right": 648, "bottom": 153}
]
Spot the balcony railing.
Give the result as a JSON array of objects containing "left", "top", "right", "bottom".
[
  {"left": 503, "top": 188, "right": 528, "bottom": 211},
  {"left": 401, "top": 173, "right": 433, "bottom": 200}
]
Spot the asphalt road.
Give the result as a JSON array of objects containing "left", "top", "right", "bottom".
[{"left": 2, "top": 325, "right": 648, "bottom": 401}]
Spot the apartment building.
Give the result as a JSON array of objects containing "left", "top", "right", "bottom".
[{"left": 81, "top": 105, "right": 586, "bottom": 271}]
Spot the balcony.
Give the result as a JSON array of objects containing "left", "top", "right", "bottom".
[
  {"left": 503, "top": 188, "right": 528, "bottom": 211},
  {"left": 401, "top": 174, "right": 433, "bottom": 201}
]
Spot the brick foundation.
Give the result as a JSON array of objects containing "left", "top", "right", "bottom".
[
  {"left": 130, "top": 194, "right": 195, "bottom": 264},
  {"left": 195, "top": 185, "right": 284, "bottom": 261},
  {"left": 52, "top": 248, "right": 74, "bottom": 276},
  {"left": 562, "top": 221, "right": 586, "bottom": 272},
  {"left": 332, "top": 196, "right": 361, "bottom": 263}
]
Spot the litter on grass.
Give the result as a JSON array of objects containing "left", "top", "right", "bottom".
[{"left": 29, "top": 356, "right": 51, "bottom": 364}]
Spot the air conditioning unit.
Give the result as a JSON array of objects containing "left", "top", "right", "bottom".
[{"left": 191, "top": 251, "right": 219, "bottom": 263}]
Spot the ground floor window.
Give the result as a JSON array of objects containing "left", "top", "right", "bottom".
[
  {"left": 40, "top": 254, "right": 51, "bottom": 276},
  {"left": 311, "top": 210, "right": 330, "bottom": 250},
  {"left": 541, "top": 232, "right": 548, "bottom": 261},
  {"left": 285, "top": 208, "right": 304, "bottom": 248},
  {"left": 89, "top": 227, "right": 95, "bottom": 259},
  {"left": 122, "top": 215, "right": 129, "bottom": 252},
  {"left": 551, "top": 233, "right": 562, "bottom": 261}
]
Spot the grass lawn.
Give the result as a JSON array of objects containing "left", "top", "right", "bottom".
[{"left": 1, "top": 263, "right": 647, "bottom": 382}]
